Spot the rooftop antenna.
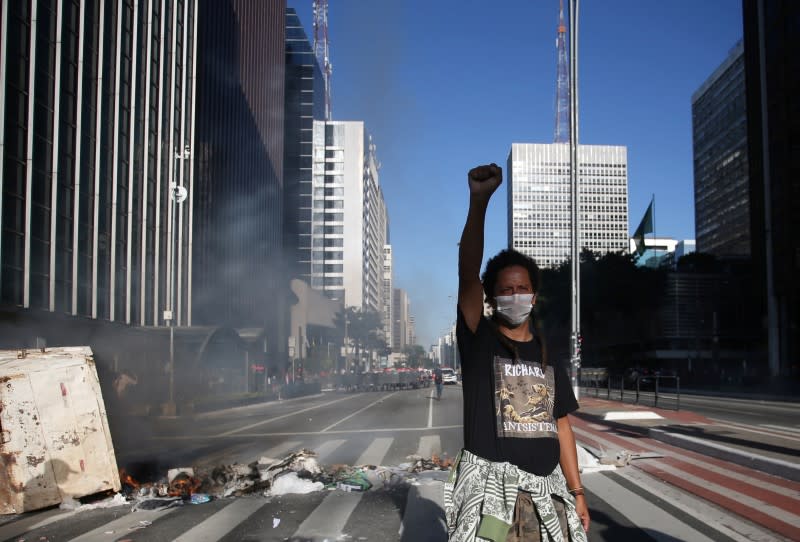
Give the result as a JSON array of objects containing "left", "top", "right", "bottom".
[
  {"left": 313, "top": 0, "right": 333, "bottom": 120},
  {"left": 554, "top": 0, "right": 570, "bottom": 143}
]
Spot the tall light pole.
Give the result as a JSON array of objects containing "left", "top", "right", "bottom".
[
  {"left": 164, "top": 145, "right": 190, "bottom": 415},
  {"left": 568, "top": 0, "right": 581, "bottom": 399}
]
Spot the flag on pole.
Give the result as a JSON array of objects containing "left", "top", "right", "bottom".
[{"left": 633, "top": 200, "right": 654, "bottom": 256}]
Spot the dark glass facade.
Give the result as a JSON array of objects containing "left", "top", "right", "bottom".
[
  {"left": 743, "top": 0, "right": 800, "bottom": 378},
  {"left": 692, "top": 41, "right": 751, "bottom": 257},
  {"left": 283, "top": 7, "right": 324, "bottom": 282},
  {"left": 0, "top": 0, "right": 196, "bottom": 326},
  {"left": 191, "top": 0, "right": 288, "bottom": 367}
]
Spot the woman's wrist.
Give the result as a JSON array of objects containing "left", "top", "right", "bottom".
[{"left": 568, "top": 486, "right": 585, "bottom": 497}]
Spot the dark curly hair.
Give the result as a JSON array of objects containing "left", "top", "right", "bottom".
[
  {"left": 481, "top": 249, "right": 540, "bottom": 299},
  {"left": 480, "top": 249, "right": 547, "bottom": 367}
]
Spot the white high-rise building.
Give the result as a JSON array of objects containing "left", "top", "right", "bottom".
[
  {"left": 507, "top": 144, "right": 629, "bottom": 268},
  {"left": 311, "top": 121, "right": 388, "bottom": 313}
]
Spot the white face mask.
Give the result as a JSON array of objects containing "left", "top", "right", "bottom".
[{"left": 494, "top": 293, "right": 534, "bottom": 326}]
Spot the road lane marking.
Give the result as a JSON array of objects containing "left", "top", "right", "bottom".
[
  {"left": 672, "top": 395, "right": 800, "bottom": 413},
  {"left": 356, "top": 437, "right": 393, "bottom": 466},
  {"left": 428, "top": 388, "right": 434, "bottom": 428},
  {"left": 292, "top": 491, "right": 363, "bottom": 540},
  {"left": 708, "top": 418, "right": 800, "bottom": 443},
  {"left": 399, "top": 480, "right": 446, "bottom": 541},
  {"left": 762, "top": 424, "right": 800, "bottom": 435},
  {"left": 322, "top": 391, "right": 400, "bottom": 432},
  {"left": 584, "top": 473, "right": 734, "bottom": 542},
  {"left": 315, "top": 438, "right": 346, "bottom": 463},
  {"left": 218, "top": 394, "right": 363, "bottom": 436},
  {"left": 171, "top": 498, "right": 265, "bottom": 542},
  {"left": 67, "top": 510, "right": 178, "bottom": 542},
  {"left": 417, "top": 435, "right": 441, "bottom": 458},
  {"left": 0, "top": 509, "right": 77, "bottom": 541}
]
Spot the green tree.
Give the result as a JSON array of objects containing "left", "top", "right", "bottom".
[
  {"left": 403, "top": 344, "right": 427, "bottom": 368},
  {"left": 536, "top": 250, "right": 666, "bottom": 369},
  {"left": 334, "top": 307, "right": 384, "bottom": 370}
]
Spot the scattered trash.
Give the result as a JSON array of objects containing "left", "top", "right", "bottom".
[
  {"left": 577, "top": 445, "right": 617, "bottom": 473},
  {"left": 58, "top": 492, "right": 129, "bottom": 512},
  {"left": 599, "top": 449, "right": 633, "bottom": 467},
  {"left": 128, "top": 520, "right": 153, "bottom": 532},
  {"left": 111, "top": 448, "right": 455, "bottom": 509},
  {"left": 189, "top": 493, "right": 212, "bottom": 504},
  {"left": 270, "top": 472, "right": 325, "bottom": 495},
  {"left": 131, "top": 496, "right": 183, "bottom": 512}
]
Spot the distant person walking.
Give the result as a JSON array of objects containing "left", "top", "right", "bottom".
[{"left": 434, "top": 367, "right": 444, "bottom": 400}]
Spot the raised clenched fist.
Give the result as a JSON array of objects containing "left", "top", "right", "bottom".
[{"left": 468, "top": 163, "right": 502, "bottom": 198}]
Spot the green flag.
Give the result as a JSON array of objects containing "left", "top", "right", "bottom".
[{"left": 633, "top": 200, "right": 654, "bottom": 256}]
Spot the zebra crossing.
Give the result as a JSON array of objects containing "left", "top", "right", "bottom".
[
  {"left": 570, "top": 416, "right": 800, "bottom": 541},
  {"left": 2, "top": 401, "right": 799, "bottom": 541}
]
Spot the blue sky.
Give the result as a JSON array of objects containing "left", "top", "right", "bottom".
[{"left": 288, "top": 0, "right": 744, "bottom": 348}]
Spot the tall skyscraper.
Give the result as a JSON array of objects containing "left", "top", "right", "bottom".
[
  {"left": 507, "top": 144, "right": 629, "bottom": 268},
  {"left": 0, "top": 0, "right": 198, "bottom": 326},
  {"left": 191, "top": 0, "right": 286, "bottom": 335},
  {"left": 743, "top": 0, "right": 800, "bottom": 379},
  {"left": 691, "top": 41, "right": 750, "bottom": 257},
  {"left": 284, "top": 7, "right": 325, "bottom": 282},
  {"left": 382, "top": 244, "right": 393, "bottom": 348},
  {"left": 310, "top": 120, "right": 388, "bottom": 314},
  {"left": 392, "top": 287, "right": 410, "bottom": 352}
]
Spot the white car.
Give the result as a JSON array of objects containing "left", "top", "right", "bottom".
[{"left": 441, "top": 368, "right": 458, "bottom": 384}]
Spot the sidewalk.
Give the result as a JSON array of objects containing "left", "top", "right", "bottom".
[{"left": 573, "top": 395, "right": 800, "bottom": 482}]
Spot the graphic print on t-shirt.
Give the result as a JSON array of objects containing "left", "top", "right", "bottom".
[{"left": 494, "top": 355, "right": 557, "bottom": 438}]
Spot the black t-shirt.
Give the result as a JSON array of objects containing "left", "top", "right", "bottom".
[{"left": 456, "top": 307, "right": 579, "bottom": 476}]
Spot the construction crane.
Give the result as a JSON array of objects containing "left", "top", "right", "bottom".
[
  {"left": 554, "top": 0, "right": 570, "bottom": 143},
  {"left": 313, "top": 0, "right": 333, "bottom": 120}
]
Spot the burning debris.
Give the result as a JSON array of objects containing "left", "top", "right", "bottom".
[{"left": 115, "top": 448, "right": 454, "bottom": 507}]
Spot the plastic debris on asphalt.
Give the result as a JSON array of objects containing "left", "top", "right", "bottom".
[
  {"left": 269, "top": 472, "right": 325, "bottom": 495},
  {"left": 113, "top": 448, "right": 457, "bottom": 508}
]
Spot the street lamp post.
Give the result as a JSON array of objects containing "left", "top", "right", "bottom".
[
  {"left": 164, "top": 145, "right": 190, "bottom": 416},
  {"left": 568, "top": 0, "right": 581, "bottom": 400}
]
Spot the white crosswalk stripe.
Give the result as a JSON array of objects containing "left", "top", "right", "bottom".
[
  {"left": 417, "top": 434, "right": 442, "bottom": 458},
  {"left": 0, "top": 508, "right": 77, "bottom": 541},
  {"left": 291, "top": 435, "right": 395, "bottom": 540},
  {"left": 14, "top": 430, "right": 787, "bottom": 542},
  {"left": 292, "top": 491, "right": 364, "bottom": 539},
  {"left": 356, "top": 436, "right": 393, "bottom": 465},
  {"left": 585, "top": 472, "right": 720, "bottom": 542},
  {"left": 172, "top": 498, "right": 265, "bottom": 542},
  {"left": 314, "top": 438, "right": 347, "bottom": 463},
  {"left": 67, "top": 509, "right": 178, "bottom": 542}
]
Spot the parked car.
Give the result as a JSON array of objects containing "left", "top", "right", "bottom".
[{"left": 441, "top": 367, "right": 458, "bottom": 384}]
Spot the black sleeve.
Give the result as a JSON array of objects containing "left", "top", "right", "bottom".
[
  {"left": 456, "top": 307, "right": 488, "bottom": 368},
  {"left": 552, "top": 362, "right": 579, "bottom": 418},
  {"left": 456, "top": 306, "right": 474, "bottom": 343}
]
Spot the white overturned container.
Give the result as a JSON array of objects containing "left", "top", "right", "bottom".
[{"left": 0, "top": 346, "right": 121, "bottom": 514}]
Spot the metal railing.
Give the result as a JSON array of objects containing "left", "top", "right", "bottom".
[{"left": 580, "top": 373, "right": 681, "bottom": 410}]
